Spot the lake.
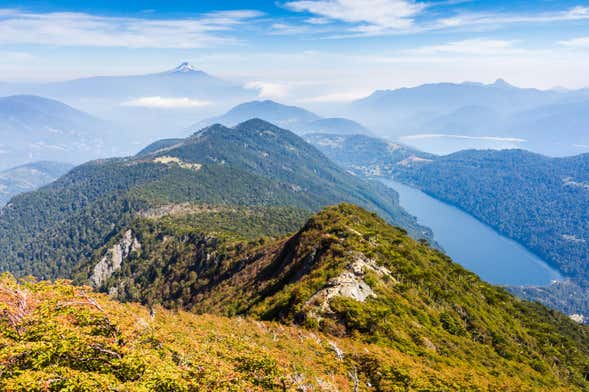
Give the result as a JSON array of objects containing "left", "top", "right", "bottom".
[
  {"left": 397, "top": 134, "right": 525, "bottom": 155},
  {"left": 381, "top": 179, "right": 562, "bottom": 286}
]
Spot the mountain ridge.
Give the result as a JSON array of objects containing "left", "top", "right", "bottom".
[
  {"left": 348, "top": 80, "right": 589, "bottom": 155},
  {"left": 63, "top": 203, "right": 589, "bottom": 390},
  {"left": 0, "top": 94, "right": 118, "bottom": 170},
  {"left": 0, "top": 118, "right": 429, "bottom": 280},
  {"left": 0, "top": 161, "right": 73, "bottom": 206},
  {"left": 193, "top": 100, "right": 372, "bottom": 135}
]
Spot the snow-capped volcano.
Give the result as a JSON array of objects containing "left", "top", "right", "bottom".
[{"left": 173, "top": 62, "right": 200, "bottom": 73}]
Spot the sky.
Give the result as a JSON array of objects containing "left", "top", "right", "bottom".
[{"left": 0, "top": 0, "right": 588, "bottom": 104}]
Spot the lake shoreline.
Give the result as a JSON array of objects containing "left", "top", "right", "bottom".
[{"left": 378, "top": 177, "right": 563, "bottom": 287}]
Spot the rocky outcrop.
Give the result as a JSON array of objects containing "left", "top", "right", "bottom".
[
  {"left": 305, "top": 252, "right": 395, "bottom": 318},
  {"left": 90, "top": 230, "right": 141, "bottom": 288},
  {"left": 570, "top": 314, "right": 586, "bottom": 324},
  {"left": 153, "top": 156, "right": 202, "bottom": 171}
]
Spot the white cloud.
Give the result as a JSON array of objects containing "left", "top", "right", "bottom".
[
  {"left": 284, "top": 3, "right": 589, "bottom": 37},
  {"left": 566, "top": 6, "right": 589, "bottom": 18},
  {"left": 285, "top": 0, "right": 425, "bottom": 31},
  {"left": 245, "top": 81, "right": 290, "bottom": 98},
  {"left": 559, "top": 36, "right": 589, "bottom": 48},
  {"left": 435, "top": 6, "right": 589, "bottom": 30},
  {"left": 122, "top": 97, "right": 211, "bottom": 109},
  {"left": 408, "top": 39, "right": 520, "bottom": 55},
  {"left": 306, "top": 17, "right": 331, "bottom": 24},
  {"left": 0, "top": 51, "right": 34, "bottom": 63},
  {"left": 0, "top": 9, "right": 261, "bottom": 48},
  {"left": 269, "top": 22, "right": 315, "bottom": 35},
  {"left": 299, "top": 90, "right": 371, "bottom": 103}
]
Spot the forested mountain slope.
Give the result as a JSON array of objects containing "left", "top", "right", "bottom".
[
  {"left": 395, "top": 149, "right": 589, "bottom": 281},
  {"left": 305, "top": 133, "right": 434, "bottom": 177},
  {"left": 303, "top": 138, "right": 589, "bottom": 318},
  {"left": 0, "top": 119, "right": 428, "bottom": 280}
]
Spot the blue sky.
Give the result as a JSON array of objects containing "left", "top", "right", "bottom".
[{"left": 1, "top": 0, "right": 588, "bottom": 103}]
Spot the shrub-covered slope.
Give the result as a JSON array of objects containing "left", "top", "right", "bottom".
[
  {"left": 0, "top": 274, "right": 382, "bottom": 391},
  {"left": 0, "top": 119, "right": 428, "bottom": 280},
  {"left": 81, "top": 204, "right": 589, "bottom": 390},
  {"left": 5, "top": 269, "right": 587, "bottom": 391}
]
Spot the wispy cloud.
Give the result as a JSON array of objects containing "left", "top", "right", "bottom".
[
  {"left": 306, "top": 17, "right": 331, "bottom": 25},
  {"left": 435, "top": 6, "right": 589, "bottom": 30},
  {"left": 122, "top": 97, "right": 211, "bottom": 109},
  {"left": 559, "top": 36, "right": 589, "bottom": 48},
  {"left": 283, "top": 2, "right": 589, "bottom": 37},
  {"left": 0, "top": 51, "right": 34, "bottom": 62},
  {"left": 245, "top": 81, "right": 290, "bottom": 98},
  {"left": 408, "top": 39, "right": 520, "bottom": 55},
  {"left": 299, "top": 90, "right": 371, "bottom": 103},
  {"left": 0, "top": 9, "right": 262, "bottom": 48},
  {"left": 284, "top": 0, "right": 424, "bottom": 31},
  {"left": 269, "top": 22, "right": 323, "bottom": 35}
]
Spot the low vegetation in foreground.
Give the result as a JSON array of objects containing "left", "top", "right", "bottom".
[
  {"left": 0, "top": 271, "right": 587, "bottom": 391},
  {"left": 1, "top": 204, "right": 586, "bottom": 390}
]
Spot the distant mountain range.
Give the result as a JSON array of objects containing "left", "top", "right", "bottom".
[
  {"left": 352, "top": 79, "right": 561, "bottom": 119},
  {"left": 0, "top": 63, "right": 252, "bottom": 104},
  {"left": 349, "top": 79, "right": 589, "bottom": 156},
  {"left": 0, "top": 118, "right": 429, "bottom": 279},
  {"left": 0, "top": 161, "right": 73, "bottom": 206},
  {"left": 0, "top": 95, "right": 120, "bottom": 170},
  {"left": 194, "top": 100, "right": 371, "bottom": 135},
  {"left": 0, "top": 63, "right": 258, "bottom": 142},
  {"left": 3, "top": 67, "right": 586, "bottom": 156},
  {"left": 305, "top": 133, "right": 434, "bottom": 177}
]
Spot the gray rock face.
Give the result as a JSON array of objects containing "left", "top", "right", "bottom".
[
  {"left": 305, "top": 252, "right": 395, "bottom": 318},
  {"left": 91, "top": 230, "right": 141, "bottom": 287}
]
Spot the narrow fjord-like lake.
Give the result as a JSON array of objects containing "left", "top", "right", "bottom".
[{"left": 381, "top": 179, "right": 562, "bottom": 286}]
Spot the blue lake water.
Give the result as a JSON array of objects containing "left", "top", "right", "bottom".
[{"left": 381, "top": 179, "right": 563, "bottom": 286}]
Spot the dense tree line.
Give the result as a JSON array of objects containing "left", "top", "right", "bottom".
[{"left": 395, "top": 149, "right": 589, "bottom": 281}]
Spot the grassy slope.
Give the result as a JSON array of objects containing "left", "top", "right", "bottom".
[
  {"left": 0, "top": 272, "right": 584, "bottom": 391},
  {"left": 83, "top": 204, "right": 589, "bottom": 390}
]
